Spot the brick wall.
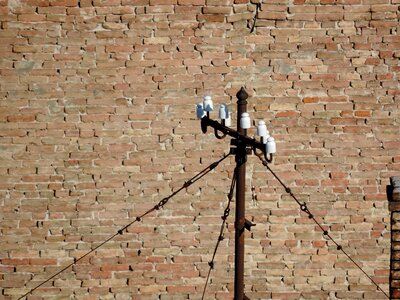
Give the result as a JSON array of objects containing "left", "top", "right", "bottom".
[{"left": 0, "top": 0, "right": 399, "bottom": 299}]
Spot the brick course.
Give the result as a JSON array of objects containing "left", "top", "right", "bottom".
[{"left": 0, "top": 0, "right": 399, "bottom": 299}]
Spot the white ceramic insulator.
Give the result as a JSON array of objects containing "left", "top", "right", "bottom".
[
  {"left": 196, "top": 103, "right": 206, "bottom": 119},
  {"left": 240, "top": 112, "right": 251, "bottom": 129},
  {"left": 225, "top": 112, "right": 232, "bottom": 127},
  {"left": 203, "top": 95, "right": 213, "bottom": 112},
  {"left": 266, "top": 137, "right": 276, "bottom": 154},
  {"left": 219, "top": 104, "right": 228, "bottom": 120},
  {"left": 257, "top": 120, "right": 268, "bottom": 137}
]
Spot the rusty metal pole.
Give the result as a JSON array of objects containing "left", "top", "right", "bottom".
[{"left": 234, "top": 87, "right": 248, "bottom": 300}]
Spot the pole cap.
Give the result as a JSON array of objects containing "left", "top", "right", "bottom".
[{"left": 236, "top": 87, "right": 248, "bottom": 102}]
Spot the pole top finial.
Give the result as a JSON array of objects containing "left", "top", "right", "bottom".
[{"left": 236, "top": 87, "right": 248, "bottom": 102}]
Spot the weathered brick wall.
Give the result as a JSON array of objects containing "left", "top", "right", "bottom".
[{"left": 0, "top": 0, "right": 399, "bottom": 299}]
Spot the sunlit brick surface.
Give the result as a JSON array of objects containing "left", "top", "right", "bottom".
[{"left": 0, "top": 0, "right": 398, "bottom": 299}]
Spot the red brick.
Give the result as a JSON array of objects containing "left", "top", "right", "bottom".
[
  {"left": 7, "top": 115, "right": 35, "bottom": 122},
  {"left": 30, "top": 259, "right": 57, "bottom": 265},
  {"left": 178, "top": 0, "right": 204, "bottom": 4},
  {"left": 258, "top": 11, "right": 287, "bottom": 20},
  {"left": 202, "top": 6, "right": 231, "bottom": 14},
  {"left": 149, "top": 0, "right": 176, "bottom": 4},
  {"left": 167, "top": 285, "right": 196, "bottom": 293},
  {"left": 1, "top": 259, "right": 30, "bottom": 265},
  {"left": 25, "top": 0, "right": 50, "bottom": 6},
  {"left": 354, "top": 110, "right": 371, "bottom": 117},
  {"left": 227, "top": 58, "right": 253, "bottom": 66},
  {"left": 50, "top": 0, "right": 78, "bottom": 5}
]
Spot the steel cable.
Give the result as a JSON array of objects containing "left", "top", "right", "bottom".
[
  {"left": 250, "top": 3, "right": 261, "bottom": 33},
  {"left": 257, "top": 155, "right": 390, "bottom": 299},
  {"left": 201, "top": 167, "right": 237, "bottom": 300},
  {"left": 17, "top": 152, "right": 231, "bottom": 300}
]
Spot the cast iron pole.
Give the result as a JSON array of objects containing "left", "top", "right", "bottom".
[{"left": 234, "top": 87, "right": 248, "bottom": 300}]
